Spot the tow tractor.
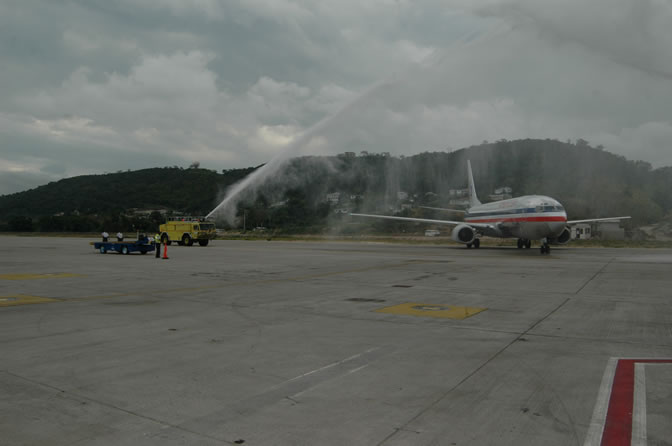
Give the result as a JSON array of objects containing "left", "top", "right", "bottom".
[{"left": 92, "top": 235, "right": 155, "bottom": 255}]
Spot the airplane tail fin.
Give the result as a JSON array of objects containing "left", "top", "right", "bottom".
[{"left": 467, "top": 160, "right": 481, "bottom": 207}]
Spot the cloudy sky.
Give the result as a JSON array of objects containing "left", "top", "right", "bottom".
[{"left": 1, "top": 0, "right": 671, "bottom": 196}]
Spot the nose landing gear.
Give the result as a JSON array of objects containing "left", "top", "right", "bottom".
[
  {"left": 540, "top": 238, "right": 551, "bottom": 255},
  {"left": 517, "top": 239, "right": 532, "bottom": 249}
]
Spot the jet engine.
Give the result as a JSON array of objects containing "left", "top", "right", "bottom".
[
  {"left": 451, "top": 224, "right": 476, "bottom": 244},
  {"left": 549, "top": 226, "right": 571, "bottom": 245}
]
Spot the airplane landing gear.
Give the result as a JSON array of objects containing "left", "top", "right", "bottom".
[
  {"left": 517, "top": 239, "right": 532, "bottom": 249},
  {"left": 466, "top": 238, "right": 481, "bottom": 249},
  {"left": 540, "top": 239, "right": 551, "bottom": 255}
]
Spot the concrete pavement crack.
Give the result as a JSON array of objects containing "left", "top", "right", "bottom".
[
  {"left": 2, "top": 370, "right": 234, "bottom": 445},
  {"left": 574, "top": 257, "right": 615, "bottom": 295},
  {"left": 375, "top": 296, "right": 573, "bottom": 446}
]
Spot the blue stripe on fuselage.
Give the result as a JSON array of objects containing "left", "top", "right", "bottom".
[{"left": 466, "top": 206, "right": 564, "bottom": 218}]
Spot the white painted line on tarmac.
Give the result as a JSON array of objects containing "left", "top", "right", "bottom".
[
  {"left": 632, "top": 363, "right": 647, "bottom": 446},
  {"left": 286, "top": 346, "right": 380, "bottom": 384},
  {"left": 346, "top": 364, "right": 369, "bottom": 375},
  {"left": 583, "top": 357, "right": 617, "bottom": 446}
]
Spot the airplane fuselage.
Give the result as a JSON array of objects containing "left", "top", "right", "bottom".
[{"left": 464, "top": 195, "right": 568, "bottom": 240}]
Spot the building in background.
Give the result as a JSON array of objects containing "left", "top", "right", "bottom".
[
  {"left": 594, "top": 221, "right": 625, "bottom": 240},
  {"left": 326, "top": 192, "right": 341, "bottom": 204},
  {"left": 448, "top": 188, "right": 470, "bottom": 206},
  {"left": 489, "top": 186, "right": 513, "bottom": 201},
  {"left": 572, "top": 223, "right": 592, "bottom": 240}
]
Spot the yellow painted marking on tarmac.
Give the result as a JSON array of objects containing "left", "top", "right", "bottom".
[
  {"left": 62, "top": 292, "right": 133, "bottom": 303},
  {"left": 0, "top": 294, "right": 59, "bottom": 307},
  {"left": 376, "top": 302, "right": 487, "bottom": 320},
  {"left": 2, "top": 260, "right": 440, "bottom": 307},
  {"left": 0, "top": 273, "right": 82, "bottom": 280}
]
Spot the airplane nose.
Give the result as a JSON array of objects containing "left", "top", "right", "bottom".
[{"left": 549, "top": 221, "right": 566, "bottom": 235}]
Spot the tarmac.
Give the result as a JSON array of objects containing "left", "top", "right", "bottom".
[{"left": 1, "top": 236, "right": 671, "bottom": 446}]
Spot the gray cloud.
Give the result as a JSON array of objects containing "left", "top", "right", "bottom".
[{"left": 1, "top": 0, "right": 671, "bottom": 196}]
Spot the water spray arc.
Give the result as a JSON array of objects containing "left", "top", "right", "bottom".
[
  {"left": 205, "top": 79, "right": 394, "bottom": 221},
  {"left": 205, "top": 31, "right": 494, "bottom": 222}
]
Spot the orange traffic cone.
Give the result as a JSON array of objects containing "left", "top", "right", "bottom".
[{"left": 162, "top": 242, "right": 169, "bottom": 260}]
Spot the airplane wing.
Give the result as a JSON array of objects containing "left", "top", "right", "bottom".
[
  {"left": 350, "top": 213, "right": 494, "bottom": 230},
  {"left": 418, "top": 206, "right": 466, "bottom": 214},
  {"left": 566, "top": 216, "right": 631, "bottom": 224}
]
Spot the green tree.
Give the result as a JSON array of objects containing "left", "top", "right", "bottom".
[{"left": 8, "top": 216, "right": 33, "bottom": 231}]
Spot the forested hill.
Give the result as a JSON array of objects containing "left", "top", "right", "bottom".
[
  {"left": 0, "top": 166, "right": 256, "bottom": 219},
  {"left": 1, "top": 139, "right": 671, "bottom": 232},
  {"left": 240, "top": 138, "right": 672, "bottom": 227}
]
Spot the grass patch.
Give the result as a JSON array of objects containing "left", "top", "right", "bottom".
[
  {"left": 568, "top": 239, "right": 672, "bottom": 248},
  {"left": 216, "top": 233, "right": 672, "bottom": 248},
  {"left": 2, "top": 231, "right": 671, "bottom": 248}
]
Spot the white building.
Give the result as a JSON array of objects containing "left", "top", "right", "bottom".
[
  {"left": 595, "top": 221, "right": 625, "bottom": 240},
  {"left": 489, "top": 186, "right": 513, "bottom": 201},
  {"left": 448, "top": 198, "right": 471, "bottom": 206},
  {"left": 572, "top": 224, "right": 592, "bottom": 240},
  {"left": 326, "top": 192, "right": 341, "bottom": 204}
]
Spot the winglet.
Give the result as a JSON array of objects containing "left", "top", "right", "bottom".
[{"left": 467, "top": 160, "right": 481, "bottom": 207}]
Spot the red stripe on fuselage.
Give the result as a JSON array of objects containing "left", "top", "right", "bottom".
[{"left": 465, "top": 216, "right": 567, "bottom": 223}]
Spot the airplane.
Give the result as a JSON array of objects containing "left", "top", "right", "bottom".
[{"left": 351, "top": 160, "right": 630, "bottom": 254}]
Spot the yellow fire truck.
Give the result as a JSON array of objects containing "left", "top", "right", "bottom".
[{"left": 159, "top": 219, "right": 216, "bottom": 246}]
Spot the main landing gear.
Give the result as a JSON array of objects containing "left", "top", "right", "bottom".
[
  {"left": 518, "top": 238, "right": 550, "bottom": 254},
  {"left": 516, "top": 239, "right": 532, "bottom": 249},
  {"left": 466, "top": 238, "right": 481, "bottom": 249}
]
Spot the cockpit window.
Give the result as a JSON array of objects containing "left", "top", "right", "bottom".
[{"left": 538, "top": 205, "right": 565, "bottom": 212}]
